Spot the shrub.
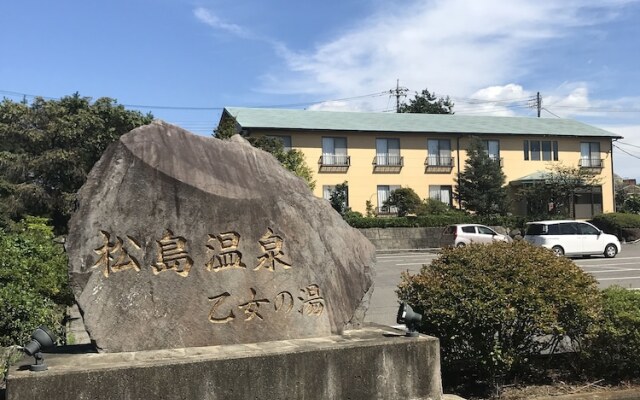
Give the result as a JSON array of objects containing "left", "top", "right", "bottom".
[
  {"left": 582, "top": 286, "right": 640, "bottom": 381},
  {"left": 416, "top": 198, "right": 452, "bottom": 215},
  {"left": 0, "top": 217, "right": 72, "bottom": 347},
  {"left": 384, "top": 187, "right": 422, "bottom": 217},
  {"left": 591, "top": 213, "right": 640, "bottom": 242},
  {"left": 397, "top": 241, "right": 601, "bottom": 389}
]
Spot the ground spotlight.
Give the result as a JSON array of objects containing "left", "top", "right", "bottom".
[
  {"left": 396, "top": 302, "right": 422, "bottom": 337},
  {"left": 22, "top": 326, "right": 57, "bottom": 371}
]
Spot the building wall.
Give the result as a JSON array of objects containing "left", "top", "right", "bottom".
[{"left": 256, "top": 129, "right": 615, "bottom": 216}]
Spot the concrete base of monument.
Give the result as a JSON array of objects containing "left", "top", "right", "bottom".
[{"left": 7, "top": 324, "right": 443, "bottom": 400}]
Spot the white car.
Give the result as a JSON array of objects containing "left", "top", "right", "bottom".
[
  {"left": 523, "top": 220, "right": 621, "bottom": 258},
  {"left": 440, "top": 224, "right": 512, "bottom": 247}
]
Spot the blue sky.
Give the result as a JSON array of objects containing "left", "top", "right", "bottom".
[{"left": 1, "top": 0, "right": 639, "bottom": 179}]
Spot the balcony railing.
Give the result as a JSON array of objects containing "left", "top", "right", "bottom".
[
  {"left": 579, "top": 158, "right": 603, "bottom": 168},
  {"left": 319, "top": 154, "right": 351, "bottom": 167},
  {"left": 372, "top": 154, "right": 404, "bottom": 167},
  {"left": 489, "top": 156, "right": 504, "bottom": 167},
  {"left": 424, "top": 156, "right": 455, "bottom": 167}
]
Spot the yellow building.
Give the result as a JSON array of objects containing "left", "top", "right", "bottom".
[{"left": 221, "top": 107, "right": 622, "bottom": 219}]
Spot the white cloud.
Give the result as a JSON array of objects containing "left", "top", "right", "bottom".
[
  {"left": 260, "top": 0, "right": 638, "bottom": 112},
  {"left": 193, "top": 7, "right": 248, "bottom": 38}
]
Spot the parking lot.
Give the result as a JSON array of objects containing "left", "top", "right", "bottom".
[{"left": 364, "top": 243, "right": 640, "bottom": 326}]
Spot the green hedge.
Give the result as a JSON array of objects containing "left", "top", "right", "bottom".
[
  {"left": 397, "top": 241, "right": 601, "bottom": 389},
  {"left": 582, "top": 286, "right": 640, "bottom": 381},
  {"left": 345, "top": 214, "right": 526, "bottom": 230},
  {"left": 591, "top": 213, "right": 640, "bottom": 242}
]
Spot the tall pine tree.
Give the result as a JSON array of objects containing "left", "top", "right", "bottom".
[{"left": 455, "top": 136, "right": 508, "bottom": 215}]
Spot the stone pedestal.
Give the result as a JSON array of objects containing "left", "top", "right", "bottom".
[{"left": 7, "top": 325, "right": 442, "bottom": 400}]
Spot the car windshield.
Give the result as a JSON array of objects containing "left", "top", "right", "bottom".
[{"left": 525, "top": 224, "right": 547, "bottom": 235}]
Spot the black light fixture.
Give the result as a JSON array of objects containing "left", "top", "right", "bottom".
[
  {"left": 22, "top": 326, "right": 57, "bottom": 371},
  {"left": 396, "top": 302, "right": 422, "bottom": 337}
]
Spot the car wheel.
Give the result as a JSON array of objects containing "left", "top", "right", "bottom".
[
  {"left": 551, "top": 246, "right": 564, "bottom": 257},
  {"left": 604, "top": 244, "right": 618, "bottom": 258},
  {"left": 456, "top": 242, "right": 466, "bottom": 248}
]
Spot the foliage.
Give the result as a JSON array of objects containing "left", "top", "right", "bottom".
[
  {"left": 591, "top": 212, "right": 640, "bottom": 230},
  {"left": 397, "top": 241, "right": 601, "bottom": 389},
  {"left": 213, "top": 124, "right": 316, "bottom": 190},
  {"left": 0, "top": 217, "right": 73, "bottom": 348},
  {"left": 513, "top": 164, "right": 602, "bottom": 219},
  {"left": 582, "top": 286, "right": 640, "bottom": 381},
  {"left": 0, "top": 94, "right": 153, "bottom": 233},
  {"left": 329, "top": 182, "right": 350, "bottom": 215},
  {"left": 213, "top": 113, "right": 238, "bottom": 139},
  {"left": 343, "top": 214, "right": 526, "bottom": 230},
  {"left": 622, "top": 194, "right": 640, "bottom": 213},
  {"left": 384, "top": 187, "right": 422, "bottom": 217},
  {"left": 416, "top": 198, "right": 453, "bottom": 215},
  {"left": 455, "top": 137, "right": 508, "bottom": 215},
  {"left": 399, "top": 88, "right": 454, "bottom": 114},
  {"left": 590, "top": 212, "right": 640, "bottom": 242},
  {"left": 365, "top": 200, "right": 375, "bottom": 218}
]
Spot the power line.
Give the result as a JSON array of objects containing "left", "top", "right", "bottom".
[
  {"left": 542, "top": 107, "right": 562, "bottom": 118},
  {"left": 616, "top": 140, "right": 640, "bottom": 150},
  {"left": 613, "top": 144, "right": 640, "bottom": 160},
  {"left": 0, "top": 88, "right": 388, "bottom": 112}
]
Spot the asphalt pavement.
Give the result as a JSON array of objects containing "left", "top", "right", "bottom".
[{"left": 364, "top": 243, "right": 640, "bottom": 327}]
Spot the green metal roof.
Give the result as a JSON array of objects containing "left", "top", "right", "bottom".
[{"left": 224, "top": 107, "right": 622, "bottom": 138}]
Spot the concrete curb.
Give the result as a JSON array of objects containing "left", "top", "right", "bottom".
[{"left": 376, "top": 248, "right": 440, "bottom": 255}]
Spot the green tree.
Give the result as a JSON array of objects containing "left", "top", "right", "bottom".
[
  {"left": 384, "top": 187, "right": 422, "bottom": 217},
  {"left": 213, "top": 118, "right": 316, "bottom": 190},
  {"left": 623, "top": 194, "right": 640, "bottom": 213},
  {"left": 399, "top": 88, "right": 454, "bottom": 114},
  {"left": 0, "top": 94, "right": 153, "bottom": 233},
  {"left": 513, "top": 164, "right": 602, "bottom": 219},
  {"left": 0, "top": 217, "right": 73, "bottom": 347},
  {"left": 455, "top": 137, "right": 508, "bottom": 215},
  {"left": 329, "top": 182, "right": 349, "bottom": 215}
]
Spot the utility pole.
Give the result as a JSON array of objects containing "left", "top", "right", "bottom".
[
  {"left": 389, "top": 79, "right": 408, "bottom": 113},
  {"left": 528, "top": 92, "right": 542, "bottom": 117}
]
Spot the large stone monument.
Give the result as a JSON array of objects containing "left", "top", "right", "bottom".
[
  {"left": 65, "top": 121, "right": 376, "bottom": 352},
  {"left": 8, "top": 121, "right": 444, "bottom": 400}
]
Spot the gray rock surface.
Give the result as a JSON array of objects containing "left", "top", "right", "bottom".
[{"left": 66, "top": 121, "right": 375, "bottom": 352}]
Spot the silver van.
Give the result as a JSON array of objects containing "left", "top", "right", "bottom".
[{"left": 524, "top": 220, "right": 621, "bottom": 258}]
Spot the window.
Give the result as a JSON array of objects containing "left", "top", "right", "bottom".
[
  {"left": 267, "top": 135, "right": 292, "bottom": 151},
  {"left": 578, "top": 223, "right": 599, "bottom": 235},
  {"left": 524, "top": 140, "right": 558, "bottom": 161},
  {"left": 377, "top": 185, "right": 400, "bottom": 213},
  {"left": 427, "top": 139, "right": 452, "bottom": 166},
  {"left": 559, "top": 223, "right": 579, "bottom": 235},
  {"left": 483, "top": 140, "right": 500, "bottom": 161},
  {"left": 322, "top": 185, "right": 335, "bottom": 201},
  {"left": 429, "top": 185, "right": 452, "bottom": 206},
  {"left": 375, "top": 138, "right": 401, "bottom": 166},
  {"left": 461, "top": 226, "right": 475, "bottom": 233},
  {"left": 580, "top": 142, "right": 601, "bottom": 167},
  {"left": 321, "top": 137, "right": 348, "bottom": 166},
  {"left": 477, "top": 226, "right": 496, "bottom": 235}
]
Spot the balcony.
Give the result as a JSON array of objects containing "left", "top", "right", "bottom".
[
  {"left": 424, "top": 156, "right": 455, "bottom": 173},
  {"left": 372, "top": 154, "right": 403, "bottom": 173},
  {"left": 579, "top": 158, "right": 603, "bottom": 169},
  {"left": 489, "top": 156, "right": 504, "bottom": 167},
  {"left": 318, "top": 154, "right": 350, "bottom": 173}
]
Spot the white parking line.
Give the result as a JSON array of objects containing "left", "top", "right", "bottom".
[
  {"left": 577, "top": 256, "right": 640, "bottom": 262},
  {"left": 396, "top": 262, "right": 431, "bottom": 266},
  {"left": 580, "top": 262, "right": 640, "bottom": 268},
  {"left": 596, "top": 276, "right": 640, "bottom": 281},
  {"left": 589, "top": 268, "right": 640, "bottom": 274}
]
